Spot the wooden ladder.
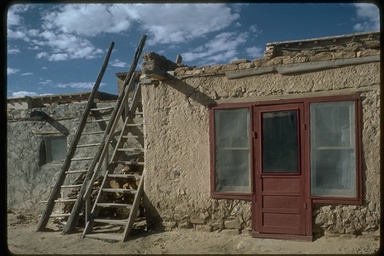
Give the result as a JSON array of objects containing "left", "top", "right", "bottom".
[
  {"left": 36, "top": 42, "right": 116, "bottom": 232},
  {"left": 81, "top": 72, "right": 146, "bottom": 242}
]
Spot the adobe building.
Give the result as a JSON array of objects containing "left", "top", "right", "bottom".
[
  {"left": 7, "top": 31, "right": 380, "bottom": 240},
  {"left": 138, "top": 31, "right": 380, "bottom": 240},
  {"left": 7, "top": 92, "right": 118, "bottom": 211}
]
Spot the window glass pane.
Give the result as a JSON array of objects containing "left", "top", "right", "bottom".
[
  {"left": 215, "top": 108, "right": 250, "bottom": 192},
  {"left": 262, "top": 110, "right": 298, "bottom": 173},
  {"left": 310, "top": 102, "right": 356, "bottom": 197},
  {"left": 46, "top": 136, "right": 67, "bottom": 162}
]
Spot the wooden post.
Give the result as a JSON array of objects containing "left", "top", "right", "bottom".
[{"left": 36, "top": 41, "right": 115, "bottom": 232}]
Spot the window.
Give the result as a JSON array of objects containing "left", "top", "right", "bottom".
[
  {"left": 310, "top": 101, "right": 357, "bottom": 197},
  {"left": 212, "top": 107, "right": 251, "bottom": 195},
  {"left": 45, "top": 136, "right": 67, "bottom": 163},
  {"left": 210, "top": 95, "right": 361, "bottom": 203}
]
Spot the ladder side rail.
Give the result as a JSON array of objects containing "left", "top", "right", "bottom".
[
  {"left": 62, "top": 35, "right": 147, "bottom": 234},
  {"left": 35, "top": 41, "right": 115, "bottom": 232},
  {"left": 83, "top": 69, "right": 143, "bottom": 202},
  {"left": 122, "top": 169, "right": 146, "bottom": 242},
  {"left": 109, "top": 83, "right": 143, "bottom": 162}
]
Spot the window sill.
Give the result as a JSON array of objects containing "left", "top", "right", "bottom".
[
  {"left": 310, "top": 196, "right": 362, "bottom": 205},
  {"left": 211, "top": 192, "right": 252, "bottom": 201}
]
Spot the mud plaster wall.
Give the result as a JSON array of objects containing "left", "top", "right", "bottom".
[
  {"left": 141, "top": 56, "right": 380, "bottom": 235},
  {"left": 7, "top": 102, "right": 119, "bottom": 213}
]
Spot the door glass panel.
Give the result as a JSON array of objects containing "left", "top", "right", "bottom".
[{"left": 262, "top": 110, "right": 298, "bottom": 173}]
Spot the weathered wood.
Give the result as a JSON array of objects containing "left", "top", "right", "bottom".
[
  {"left": 122, "top": 169, "right": 145, "bottom": 242},
  {"left": 35, "top": 41, "right": 115, "bottom": 232},
  {"left": 63, "top": 35, "right": 147, "bottom": 235}
]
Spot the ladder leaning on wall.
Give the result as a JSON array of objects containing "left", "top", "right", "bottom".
[
  {"left": 36, "top": 35, "right": 147, "bottom": 241},
  {"left": 81, "top": 79, "right": 146, "bottom": 242},
  {"left": 35, "top": 41, "right": 116, "bottom": 232}
]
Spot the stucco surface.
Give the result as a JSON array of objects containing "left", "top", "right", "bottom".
[{"left": 141, "top": 53, "right": 380, "bottom": 236}]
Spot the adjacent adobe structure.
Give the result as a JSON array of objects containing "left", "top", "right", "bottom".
[
  {"left": 7, "top": 92, "right": 117, "bottom": 211},
  {"left": 139, "top": 31, "right": 380, "bottom": 239}
]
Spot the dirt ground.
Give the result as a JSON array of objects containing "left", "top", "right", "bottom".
[{"left": 6, "top": 210, "right": 381, "bottom": 255}]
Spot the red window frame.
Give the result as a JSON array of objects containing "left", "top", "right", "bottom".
[{"left": 209, "top": 94, "right": 362, "bottom": 204}]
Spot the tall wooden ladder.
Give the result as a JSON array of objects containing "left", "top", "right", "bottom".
[
  {"left": 36, "top": 42, "right": 116, "bottom": 232},
  {"left": 81, "top": 69, "right": 146, "bottom": 242}
]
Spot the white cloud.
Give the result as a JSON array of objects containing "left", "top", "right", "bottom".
[
  {"left": 7, "top": 3, "right": 243, "bottom": 63},
  {"left": 353, "top": 3, "right": 380, "bottom": 31},
  {"left": 22, "top": 72, "right": 33, "bottom": 76},
  {"left": 182, "top": 31, "right": 248, "bottom": 65},
  {"left": 55, "top": 82, "right": 95, "bottom": 89},
  {"left": 135, "top": 4, "right": 240, "bottom": 45},
  {"left": 11, "top": 91, "right": 38, "bottom": 97},
  {"left": 246, "top": 47, "right": 264, "bottom": 59},
  {"left": 8, "top": 46, "right": 20, "bottom": 54},
  {"left": 110, "top": 59, "right": 127, "bottom": 68},
  {"left": 7, "top": 67, "right": 20, "bottom": 75}
]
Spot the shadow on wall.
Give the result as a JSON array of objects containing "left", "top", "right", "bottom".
[{"left": 165, "top": 77, "right": 218, "bottom": 107}]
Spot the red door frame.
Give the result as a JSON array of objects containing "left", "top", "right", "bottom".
[{"left": 251, "top": 103, "right": 313, "bottom": 240}]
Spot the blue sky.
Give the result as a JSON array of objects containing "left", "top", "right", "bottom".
[{"left": 6, "top": 2, "right": 380, "bottom": 98}]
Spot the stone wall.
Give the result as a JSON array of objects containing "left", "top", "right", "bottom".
[
  {"left": 140, "top": 33, "right": 380, "bottom": 237},
  {"left": 7, "top": 101, "right": 116, "bottom": 213}
]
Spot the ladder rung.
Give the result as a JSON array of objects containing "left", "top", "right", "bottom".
[
  {"left": 86, "top": 118, "right": 110, "bottom": 123},
  {"left": 116, "top": 148, "right": 143, "bottom": 152},
  {"left": 50, "top": 212, "right": 84, "bottom": 218},
  {"left": 71, "top": 157, "right": 94, "bottom": 161},
  {"left": 83, "top": 233, "right": 123, "bottom": 241},
  {"left": 50, "top": 213, "right": 70, "bottom": 217},
  {"left": 82, "top": 131, "right": 105, "bottom": 135},
  {"left": 77, "top": 143, "right": 100, "bottom": 148},
  {"left": 111, "top": 161, "right": 144, "bottom": 165},
  {"left": 93, "top": 218, "right": 128, "bottom": 225},
  {"left": 96, "top": 203, "right": 133, "bottom": 209},
  {"left": 65, "top": 170, "right": 88, "bottom": 174},
  {"left": 61, "top": 184, "right": 83, "bottom": 188},
  {"left": 54, "top": 198, "right": 77, "bottom": 203},
  {"left": 102, "top": 188, "right": 137, "bottom": 193},
  {"left": 90, "top": 106, "right": 115, "bottom": 111},
  {"left": 126, "top": 123, "right": 143, "bottom": 127},
  {"left": 107, "top": 174, "right": 141, "bottom": 179}
]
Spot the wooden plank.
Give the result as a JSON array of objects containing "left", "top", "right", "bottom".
[
  {"left": 90, "top": 106, "right": 115, "bottom": 111},
  {"left": 107, "top": 174, "right": 141, "bottom": 179},
  {"left": 76, "top": 143, "right": 101, "bottom": 148},
  {"left": 93, "top": 219, "right": 128, "bottom": 225},
  {"left": 97, "top": 203, "right": 133, "bottom": 208},
  {"left": 102, "top": 188, "right": 136, "bottom": 193},
  {"left": 65, "top": 170, "right": 88, "bottom": 174},
  {"left": 61, "top": 184, "right": 83, "bottom": 188},
  {"left": 71, "top": 157, "right": 94, "bottom": 161},
  {"left": 116, "top": 148, "right": 143, "bottom": 152},
  {"left": 122, "top": 169, "right": 145, "bottom": 242}
]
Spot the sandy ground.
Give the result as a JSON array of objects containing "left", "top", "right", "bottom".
[{"left": 6, "top": 210, "right": 382, "bottom": 255}]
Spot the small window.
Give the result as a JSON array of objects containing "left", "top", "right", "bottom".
[
  {"left": 45, "top": 136, "right": 67, "bottom": 163},
  {"left": 310, "top": 101, "right": 357, "bottom": 197},
  {"left": 213, "top": 107, "right": 251, "bottom": 193}
]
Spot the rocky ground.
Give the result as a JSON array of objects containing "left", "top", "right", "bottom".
[{"left": 6, "top": 210, "right": 381, "bottom": 255}]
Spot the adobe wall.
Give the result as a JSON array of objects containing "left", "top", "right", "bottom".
[
  {"left": 140, "top": 34, "right": 380, "bottom": 237},
  {"left": 7, "top": 102, "right": 117, "bottom": 213}
]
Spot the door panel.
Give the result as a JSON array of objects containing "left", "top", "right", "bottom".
[{"left": 253, "top": 103, "right": 311, "bottom": 239}]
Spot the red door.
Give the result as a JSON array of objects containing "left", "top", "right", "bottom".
[{"left": 252, "top": 103, "right": 312, "bottom": 240}]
